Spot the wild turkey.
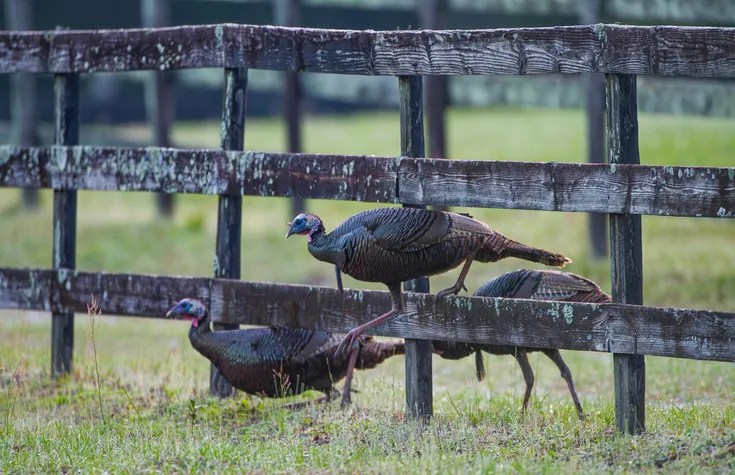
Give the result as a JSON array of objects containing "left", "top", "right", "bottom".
[
  {"left": 286, "top": 207, "right": 571, "bottom": 353},
  {"left": 433, "top": 269, "right": 611, "bottom": 419},
  {"left": 166, "top": 298, "right": 404, "bottom": 405}
]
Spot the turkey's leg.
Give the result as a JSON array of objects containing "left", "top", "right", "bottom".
[
  {"left": 515, "top": 349, "right": 535, "bottom": 415},
  {"left": 335, "top": 265, "right": 344, "bottom": 293},
  {"left": 336, "top": 282, "right": 403, "bottom": 356},
  {"left": 340, "top": 344, "right": 360, "bottom": 406},
  {"left": 543, "top": 349, "right": 585, "bottom": 420},
  {"left": 436, "top": 237, "right": 487, "bottom": 299}
]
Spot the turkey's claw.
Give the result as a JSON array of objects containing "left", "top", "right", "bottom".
[
  {"left": 436, "top": 281, "right": 467, "bottom": 299},
  {"left": 336, "top": 308, "right": 401, "bottom": 357},
  {"left": 335, "top": 328, "right": 363, "bottom": 357}
]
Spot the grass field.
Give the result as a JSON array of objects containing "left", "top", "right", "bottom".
[{"left": 1, "top": 108, "right": 734, "bottom": 473}]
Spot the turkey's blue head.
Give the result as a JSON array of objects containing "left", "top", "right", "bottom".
[
  {"left": 286, "top": 213, "right": 324, "bottom": 242},
  {"left": 166, "top": 298, "right": 207, "bottom": 328}
]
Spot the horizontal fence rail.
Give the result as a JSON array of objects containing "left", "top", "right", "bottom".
[
  {"left": 0, "top": 24, "right": 734, "bottom": 77},
  {"left": 1, "top": 267, "right": 734, "bottom": 363},
  {"left": 1, "top": 146, "right": 734, "bottom": 218}
]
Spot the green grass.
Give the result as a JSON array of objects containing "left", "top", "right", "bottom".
[{"left": 1, "top": 107, "right": 734, "bottom": 473}]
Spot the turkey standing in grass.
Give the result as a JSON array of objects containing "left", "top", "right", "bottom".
[
  {"left": 166, "top": 298, "right": 404, "bottom": 405},
  {"left": 285, "top": 207, "right": 572, "bottom": 354},
  {"left": 433, "top": 269, "right": 611, "bottom": 419}
]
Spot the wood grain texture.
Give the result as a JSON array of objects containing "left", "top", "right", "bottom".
[
  {"left": 210, "top": 67, "right": 248, "bottom": 398},
  {"left": 1, "top": 268, "right": 734, "bottom": 363},
  {"left": 51, "top": 73, "right": 78, "bottom": 378},
  {"left": 405, "top": 339, "right": 433, "bottom": 418},
  {"left": 397, "top": 157, "right": 735, "bottom": 218},
  {"left": 399, "top": 74, "right": 432, "bottom": 419},
  {"left": 607, "top": 73, "right": 645, "bottom": 435},
  {"left": 0, "top": 24, "right": 734, "bottom": 77},
  {"left": 0, "top": 146, "right": 399, "bottom": 202},
  {"left": 2, "top": 146, "right": 734, "bottom": 218}
]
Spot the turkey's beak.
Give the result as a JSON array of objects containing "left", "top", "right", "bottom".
[
  {"left": 285, "top": 221, "right": 296, "bottom": 239},
  {"left": 165, "top": 305, "right": 179, "bottom": 319}
]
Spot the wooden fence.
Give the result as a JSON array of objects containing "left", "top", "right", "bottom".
[{"left": 1, "top": 23, "right": 735, "bottom": 433}]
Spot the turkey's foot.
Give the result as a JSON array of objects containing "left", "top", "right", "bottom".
[
  {"left": 436, "top": 248, "right": 481, "bottom": 300},
  {"left": 436, "top": 281, "right": 468, "bottom": 299},
  {"left": 335, "top": 327, "right": 366, "bottom": 359},
  {"left": 335, "top": 308, "right": 402, "bottom": 357}
]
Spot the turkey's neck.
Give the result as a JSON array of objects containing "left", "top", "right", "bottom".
[
  {"left": 306, "top": 229, "right": 340, "bottom": 265},
  {"left": 188, "top": 315, "right": 220, "bottom": 362}
]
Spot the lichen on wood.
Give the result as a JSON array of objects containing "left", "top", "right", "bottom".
[
  {"left": 2, "top": 267, "right": 734, "bottom": 363},
  {"left": 0, "top": 24, "right": 734, "bottom": 78}
]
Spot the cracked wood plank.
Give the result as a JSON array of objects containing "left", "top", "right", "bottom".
[
  {"left": 607, "top": 73, "right": 645, "bottom": 435},
  {"left": 0, "top": 24, "right": 733, "bottom": 77},
  {"left": 398, "top": 157, "right": 735, "bottom": 217},
  {"left": 2, "top": 146, "right": 734, "bottom": 217},
  {"left": 0, "top": 146, "right": 398, "bottom": 203},
  {"left": 1, "top": 267, "right": 734, "bottom": 363}
]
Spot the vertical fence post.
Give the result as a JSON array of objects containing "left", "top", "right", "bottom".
[
  {"left": 399, "top": 75, "right": 433, "bottom": 419},
  {"left": 5, "top": 0, "right": 39, "bottom": 208},
  {"left": 274, "top": 0, "right": 304, "bottom": 217},
  {"left": 580, "top": 0, "right": 607, "bottom": 259},
  {"left": 51, "top": 73, "right": 79, "bottom": 377},
  {"left": 210, "top": 67, "right": 247, "bottom": 397},
  {"left": 418, "top": 0, "right": 447, "bottom": 161},
  {"left": 606, "top": 73, "right": 645, "bottom": 435},
  {"left": 142, "top": 0, "right": 175, "bottom": 217}
]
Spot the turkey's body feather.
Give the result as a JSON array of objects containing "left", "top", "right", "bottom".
[
  {"left": 475, "top": 269, "right": 607, "bottom": 303},
  {"left": 190, "top": 324, "right": 403, "bottom": 398},
  {"left": 433, "top": 269, "right": 610, "bottom": 367},
  {"left": 307, "top": 208, "right": 569, "bottom": 285}
]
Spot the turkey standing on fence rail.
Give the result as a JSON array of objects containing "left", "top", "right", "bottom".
[
  {"left": 166, "top": 298, "right": 404, "bottom": 405},
  {"left": 285, "top": 207, "right": 572, "bottom": 354},
  {"left": 433, "top": 269, "right": 611, "bottom": 420}
]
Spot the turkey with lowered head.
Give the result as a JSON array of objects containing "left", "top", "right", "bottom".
[
  {"left": 433, "top": 269, "right": 611, "bottom": 419},
  {"left": 166, "top": 298, "right": 404, "bottom": 405}
]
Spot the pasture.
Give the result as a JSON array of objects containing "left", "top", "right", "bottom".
[{"left": 1, "top": 108, "right": 734, "bottom": 473}]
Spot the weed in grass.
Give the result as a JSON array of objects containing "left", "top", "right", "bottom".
[
  {"left": 86, "top": 294, "right": 105, "bottom": 424},
  {"left": 188, "top": 395, "right": 205, "bottom": 433},
  {"left": 273, "top": 365, "right": 296, "bottom": 398},
  {"left": 2, "top": 356, "right": 25, "bottom": 433}
]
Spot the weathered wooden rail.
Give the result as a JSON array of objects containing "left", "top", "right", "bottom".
[
  {"left": 1, "top": 23, "right": 734, "bottom": 434},
  {"left": 1, "top": 146, "right": 734, "bottom": 217},
  {"left": 1, "top": 24, "right": 735, "bottom": 77},
  {"left": 2, "top": 267, "right": 735, "bottom": 363}
]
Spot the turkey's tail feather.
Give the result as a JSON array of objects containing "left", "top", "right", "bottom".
[
  {"left": 474, "top": 349, "right": 486, "bottom": 381},
  {"left": 489, "top": 238, "right": 572, "bottom": 268}
]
